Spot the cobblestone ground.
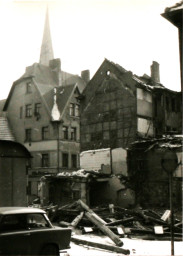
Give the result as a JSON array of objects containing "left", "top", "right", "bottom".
[{"left": 66, "top": 234, "right": 183, "bottom": 256}]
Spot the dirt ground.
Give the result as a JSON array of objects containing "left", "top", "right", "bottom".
[{"left": 66, "top": 233, "right": 183, "bottom": 256}]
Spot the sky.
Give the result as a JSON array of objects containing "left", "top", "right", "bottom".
[{"left": 0, "top": 0, "right": 181, "bottom": 100}]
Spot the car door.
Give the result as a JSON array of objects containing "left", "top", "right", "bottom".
[{"left": 0, "top": 214, "right": 30, "bottom": 255}]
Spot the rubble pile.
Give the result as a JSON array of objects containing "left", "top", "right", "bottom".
[{"left": 46, "top": 200, "right": 182, "bottom": 243}]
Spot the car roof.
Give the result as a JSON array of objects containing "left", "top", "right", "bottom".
[{"left": 0, "top": 207, "right": 45, "bottom": 215}]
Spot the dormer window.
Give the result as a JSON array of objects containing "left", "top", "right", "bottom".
[{"left": 26, "top": 82, "right": 32, "bottom": 94}]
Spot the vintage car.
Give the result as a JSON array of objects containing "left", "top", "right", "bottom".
[{"left": 0, "top": 207, "right": 71, "bottom": 255}]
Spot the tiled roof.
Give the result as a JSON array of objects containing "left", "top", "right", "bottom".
[{"left": 0, "top": 117, "right": 15, "bottom": 141}]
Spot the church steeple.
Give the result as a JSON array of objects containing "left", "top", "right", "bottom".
[{"left": 39, "top": 6, "right": 54, "bottom": 66}]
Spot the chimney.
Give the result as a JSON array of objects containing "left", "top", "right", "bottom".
[
  {"left": 49, "top": 58, "right": 62, "bottom": 86},
  {"left": 81, "top": 70, "right": 90, "bottom": 84},
  {"left": 151, "top": 61, "right": 160, "bottom": 83}
]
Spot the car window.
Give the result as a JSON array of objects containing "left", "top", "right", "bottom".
[
  {"left": 0, "top": 213, "right": 50, "bottom": 232},
  {"left": 0, "top": 214, "right": 27, "bottom": 232},
  {"left": 26, "top": 213, "right": 50, "bottom": 229}
]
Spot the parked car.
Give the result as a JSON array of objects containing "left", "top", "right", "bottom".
[{"left": 0, "top": 207, "right": 71, "bottom": 255}]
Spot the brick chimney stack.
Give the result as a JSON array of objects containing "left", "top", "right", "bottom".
[
  {"left": 81, "top": 70, "right": 90, "bottom": 84},
  {"left": 151, "top": 61, "right": 160, "bottom": 83}
]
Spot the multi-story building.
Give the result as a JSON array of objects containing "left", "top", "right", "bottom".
[
  {"left": 3, "top": 8, "right": 88, "bottom": 203},
  {"left": 80, "top": 59, "right": 182, "bottom": 152}
]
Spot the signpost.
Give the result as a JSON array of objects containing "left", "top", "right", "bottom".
[{"left": 162, "top": 150, "right": 178, "bottom": 256}]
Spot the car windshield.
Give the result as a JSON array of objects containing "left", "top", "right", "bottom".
[{"left": 0, "top": 213, "right": 51, "bottom": 232}]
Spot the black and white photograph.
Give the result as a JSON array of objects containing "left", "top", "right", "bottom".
[{"left": 0, "top": 0, "right": 182, "bottom": 255}]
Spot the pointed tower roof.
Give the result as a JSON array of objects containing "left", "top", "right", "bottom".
[{"left": 39, "top": 6, "right": 54, "bottom": 66}]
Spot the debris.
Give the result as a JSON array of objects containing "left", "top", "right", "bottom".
[{"left": 71, "top": 237, "right": 130, "bottom": 255}]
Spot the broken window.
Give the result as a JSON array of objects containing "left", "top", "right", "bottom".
[{"left": 35, "top": 103, "right": 41, "bottom": 117}]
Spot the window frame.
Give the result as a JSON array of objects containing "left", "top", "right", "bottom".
[
  {"left": 62, "top": 126, "right": 68, "bottom": 140},
  {"left": 42, "top": 126, "right": 49, "bottom": 140},
  {"left": 25, "top": 128, "right": 32, "bottom": 142},
  {"left": 26, "top": 82, "right": 32, "bottom": 94},
  {"left": 25, "top": 104, "right": 32, "bottom": 118},
  {"left": 41, "top": 153, "right": 49, "bottom": 167},
  {"left": 71, "top": 127, "right": 77, "bottom": 141},
  {"left": 62, "top": 153, "right": 69, "bottom": 168}
]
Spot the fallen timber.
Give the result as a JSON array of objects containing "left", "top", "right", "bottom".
[{"left": 71, "top": 237, "right": 130, "bottom": 255}]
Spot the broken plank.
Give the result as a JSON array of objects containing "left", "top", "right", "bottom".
[
  {"left": 85, "top": 211, "right": 123, "bottom": 247},
  {"left": 71, "top": 212, "right": 84, "bottom": 228},
  {"left": 106, "top": 217, "right": 135, "bottom": 226},
  {"left": 71, "top": 237, "right": 130, "bottom": 255},
  {"left": 78, "top": 199, "right": 107, "bottom": 224}
]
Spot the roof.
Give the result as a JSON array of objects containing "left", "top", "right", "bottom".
[
  {"left": 3, "top": 62, "right": 85, "bottom": 112},
  {"left": 0, "top": 207, "right": 45, "bottom": 215},
  {"left": 0, "top": 117, "right": 15, "bottom": 141},
  {"left": 0, "top": 140, "right": 31, "bottom": 158},
  {"left": 162, "top": 1, "right": 183, "bottom": 27},
  {"left": 44, "top": 83, "right": 79, "bottom": 119},
  {"left": 128, "top": 135, "right": 183, "bottom": 151}
]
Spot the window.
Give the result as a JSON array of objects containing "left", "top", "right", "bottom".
[
  {"left": 42, "top": 126, "right": 49, "bottom": 140},
  {"left": 69, "top": 103, "right": 74, "bottom": 116},
  {"left": 20, "top": 106, "right": 23, "bottom": 119},
  {"left": 42, "top": 154, "right": 49, "bottom": 167},
  {"left": 25, "top": 104, "right": 32, "bottom": 117},
  {"left": 75, "top": 104, "right": 80, "bottom": 117},
  {"left": 71, "top": 154, "right": 77, "bottom": 168},
  {"left": 63, "top": 126, "right": 68, "bottom": 140},
  {"left": 26, "top": 82, "right": 32, "bottom": 93},
  {"left": 71, "top": 127, "right": 77, "bottom": 140},
  {"left": 69, "top": 103, "right": 80, "bottom": 117},
  {"left": 35, "top": 103, "right": 41, "bottom": 115},
  {"left": 62, "top": 153, "right": 68, "bottom": 168},
  {"left": 25, "top": 129, "right": 32, "bottom": 142}
]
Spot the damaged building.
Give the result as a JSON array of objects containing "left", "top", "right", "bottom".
[
  {"left": 127, "top": 136, "right": 182, "bottom": 208},
  {"left": 80, "top": 59, "right": 182, "bottom": 151}
]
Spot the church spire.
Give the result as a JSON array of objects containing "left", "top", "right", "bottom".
[{"left": 39, "top": 6, "right": 54, "bottom": 66}]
